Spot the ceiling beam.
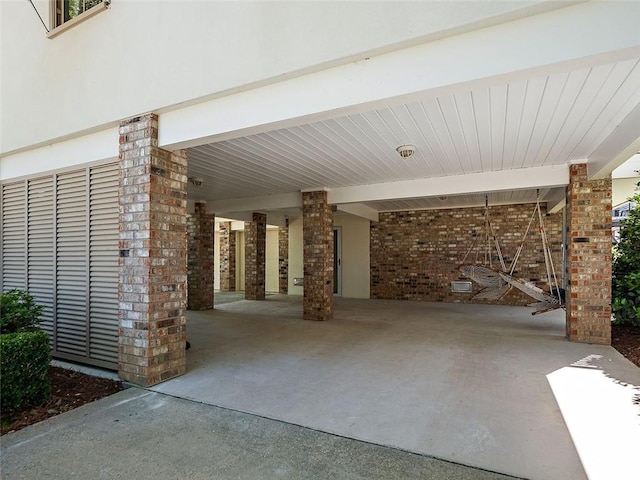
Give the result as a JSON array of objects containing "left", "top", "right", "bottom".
[
  {"left": 327, "top": 165, "right": 569, "bottom": 205},
  {"left": 160, "top": 2, "right": 640, "bottom": 151},
  {"left": 209, "top": 192, "right": 302, "bottom": 216},
  {"left": 336, "top": 203, "right": 379, "bottom": 222}
]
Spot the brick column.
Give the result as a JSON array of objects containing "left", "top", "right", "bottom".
[
  {"left": 303, "top": 191, "right": 333, "bottom": 320},
  {"left": 245, "top": 212, "right": 266, "bottom": 300},
  {"left": 278, "top": 220, "right": 289, "bottom": 294},
  {"left": 187, "top": 202, "right": 214, "bottom": 310},
  {"left": 219, "top": 221, "right": 236, "bottom": 291},
  {"left": 566, "top": 163, "right": 612, "bottom": 344},
  {"left": 118, "top": 113, "right": 188, "bottom": 386}
]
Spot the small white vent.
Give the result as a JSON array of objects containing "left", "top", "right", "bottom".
[{"left": 451, "top": 281, "right": 472, "bottom": 293}]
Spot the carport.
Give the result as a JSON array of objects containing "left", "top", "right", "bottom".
[{"left": 151, "top": 294, "right": 640, "bottom": 480}]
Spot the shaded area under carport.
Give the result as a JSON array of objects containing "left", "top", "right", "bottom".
[{"left": 153, "top": 294, "right": 639, "bottom": 479}]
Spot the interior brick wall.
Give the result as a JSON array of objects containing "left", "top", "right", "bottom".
[
  {"left": 118, "top": 113, "right": 187, "bottom": 386},
  {"left": 279, "top": 221, "right": 289, "bottom": 294},
  {"left": 370, "top": 204, "right": 563, "bottom": 306},
  {"left": 245, "top": 212, "right": 266, "bottom": 300},
  {"left": 302, "top": 191, "right": 334, "bottom": 320},
  {"left": 566, "top": 163, "right": 612, "bottom": 344},
  {"left": 186, "top": 202, "right": 214, "bottom": 310},
  {"left": 219, "top": 221, "right": 236, "bottom": 291}
]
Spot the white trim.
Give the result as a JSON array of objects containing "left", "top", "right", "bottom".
[
  {"left": 0, "top": 127, "right": 118, "bottom": 181},
  {"left": 327, "top": 165, "right": 569, "bottom": 205},
  {"left": 47, "top": 0, "right": 109, "bottom": 39}
]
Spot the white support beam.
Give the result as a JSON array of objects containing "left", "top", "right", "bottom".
[
  {"left": 336, "top": 203, "right": 379, "bottom": 222},
  {"left": 159, "top": 2, "right": 640, "bottom": 151},
  {"left": 328, "top": 165, "right": 569, "bottom": 205},
  {"left": 266, "top": 213, "right": 289, "bottom": 228},
  {"left": 545, "top": 190, "right": 568, "bottom": 215},
  {"left": 209, "top": 192, "right": 302, "bottom": 216}
]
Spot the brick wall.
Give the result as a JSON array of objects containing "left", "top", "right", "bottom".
[
  {"left": 303, "top": 191, "right": 334, "bottom": 320},
  {"left": 370, "top": 204, "right": 563, "bottom": 305},
  {"left": 219, "top": 221, "right": 236, "bottom": 291},
  {"left": 279, "top": 220, "right": 289, "bottom": 294},
  {"left": 186, "top": 202, "right": 214, "bottom": 310},
  {"left": 245, "top": 212, "right": 266, "bottom": 300},
  {"left": 566, "top": 163, "right": 612, "bottom": 344},
  {"left": 118, "top": 113, "right": 187, "bottom": 386}
]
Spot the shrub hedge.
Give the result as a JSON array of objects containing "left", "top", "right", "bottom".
[{"left": 0, "top": 330, "right": 51, "bottom": 410}]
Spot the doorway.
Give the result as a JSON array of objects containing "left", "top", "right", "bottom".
[{"left": 333, "top": 227, "right": 342, "bottom": 296}]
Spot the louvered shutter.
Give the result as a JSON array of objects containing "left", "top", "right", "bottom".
[
  {"left": 1, "top": 164, "right": 119, "bottom": 369},
  {"left": 55, "top": 170, "right": 88, "bottom": 357},
  {"left": 1, "top": 182, "right": 26, "bottom": 291},
  {"left": 27, "top": 177, "right": 55, "bottom": 340},
  {"left": 88, "top": 163, "right": 119, "bottom": 365}
]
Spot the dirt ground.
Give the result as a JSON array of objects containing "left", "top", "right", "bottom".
[
  {"left": 1, "top": 323, "right": 639, "bottom": 436},
  {"left": 1, "top": 367, "right": 123, "bottom": 435},
  {"left": 611, "top": 323, "right": 640, "bottom": 368}
]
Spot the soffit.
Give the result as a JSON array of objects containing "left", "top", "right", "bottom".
[{"left": 187, "top": 57, "right": 640, "bottom": 212}]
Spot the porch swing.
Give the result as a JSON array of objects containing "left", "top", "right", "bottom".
[{"left": 459, "top": 193, "right": 564, "bottom": 315}]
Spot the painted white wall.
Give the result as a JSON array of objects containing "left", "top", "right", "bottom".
[
  {"left": 288, "top": 216, "right": 304, "bottom": 296},
  {"left": 1, "top": 0, "right": 566, "bottom": 155},
  {"left": 214, "top": 231, "right": 221, "bottom": 291},
  {"left": 613, "top": 177, "right": 640, "bottom": 206},
  {"left": 334, "top": 214, "right": 371, "bottom": 299},
  {"left": 266, "top": 229, "right": 279, "bottom": 293},
  {"left": 236, "top": 231, "right": 245, "bottom": 291},
  {"left": 287, "top": 213, "right": 369, "bottom": 299}
]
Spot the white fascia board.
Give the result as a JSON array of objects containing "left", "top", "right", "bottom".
[
  {"left": 0, "top": 127, "right": 118, "bottom": 181},
  {"left": 209, "top": 192, "right": 302, "bottom": 215},
  {"left": 336, "top": 203, "right": 379, "bottom": 223},
  {"left": 159, "top": 1, "right": 640, "bottom": 151},
  {"left": 328, "top": 165, "right": 570, "bottom": 205}
]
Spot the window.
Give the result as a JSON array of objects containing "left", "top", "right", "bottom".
[{"left": 49, "top": 0, "right": 108, "bottom": 37}]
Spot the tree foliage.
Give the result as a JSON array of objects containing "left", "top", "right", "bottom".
[{"left": 612, "top": 187, "right": 640, "bottom": 326}]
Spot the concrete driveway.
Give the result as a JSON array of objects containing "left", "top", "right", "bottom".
[
  {"left": 2, "top": 295, "right": 638, "bottom": 479},
  {"left": 149, "top": 294, "right": 640, "bottom": 480}
]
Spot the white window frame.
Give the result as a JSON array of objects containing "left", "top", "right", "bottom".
[{"left": 48, "top": 0, "right": 109, "bottom": 38}]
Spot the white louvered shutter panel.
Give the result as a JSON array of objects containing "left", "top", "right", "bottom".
[
  {"left": 55, "top": 170, "right": 88, "bottom": 357},
  {"left": 1, "top": 182, "right": 26, "bottom": 291},
  {"left": 27, "top": 176, "right": 55, "bottom": 340},
  {"left": 88, "top": 163, "right": 119, "bottom": 365},
  {"left": 1, "top": 182, "right": 27, "bottom": 292}
]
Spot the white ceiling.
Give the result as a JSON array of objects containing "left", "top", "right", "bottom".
[{"left": 187, "top": 57, "right": 640, "bottom": 218}]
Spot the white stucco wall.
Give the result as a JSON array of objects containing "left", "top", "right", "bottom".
[
  {"left": 1, "top": 0, "right": 561, "bottom": 155},
  {"left": 613, "top": 177, "right": 640, "bottom": 206}
]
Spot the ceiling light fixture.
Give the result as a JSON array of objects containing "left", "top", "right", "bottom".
[
  {"left": 189, "top": 176, "right": 203, "bottom": 187},
  {"left": 396, "top": 145, "right": 416, "bottom": 158}
]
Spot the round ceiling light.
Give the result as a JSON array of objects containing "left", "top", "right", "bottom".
[{"left": 396, "top": 145, "right": 416, "bottom": 158}]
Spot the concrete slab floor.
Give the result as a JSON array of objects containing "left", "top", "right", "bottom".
[
  {"left": 150, "top": 294, "right": 640, "bottom": 480},
  {"left": 0, "top": 389, "right": 516, "bottom": 480}
]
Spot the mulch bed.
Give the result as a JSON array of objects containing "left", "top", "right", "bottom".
[
  {"left": 611, "top": 323, "right": 640, "bottom": 368},
  {"left": 1, "top": 324, "right": 639, "bottom": 436},
  {"left": 1, "top": 367, "right": 124, "bottom": 436}
]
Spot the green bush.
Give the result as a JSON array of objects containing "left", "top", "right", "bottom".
[
  {"left": 612, "top": 189, "right": 640, "bottom": 326},
  {"left": 0, "top": 289, "right": 45, "bottom": 334},
  {"left": 1, "top": 330, "right": 51, "bottom": 410}
]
